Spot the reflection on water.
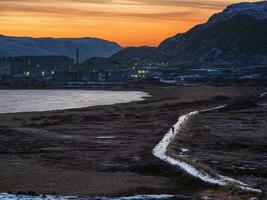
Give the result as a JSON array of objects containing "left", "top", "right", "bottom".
[
  {"left": 0, "top": 90, "right": 150, "bottom": 114},
  {"left": 0, "top": 193, "right": 177, "bottom": 200}
]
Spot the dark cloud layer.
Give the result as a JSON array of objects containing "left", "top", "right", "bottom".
[{"left": 0, "top": 0, "right": 215, "bottom": 20}]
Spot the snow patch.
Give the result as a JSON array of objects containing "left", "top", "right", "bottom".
[
  {"left": 260, "top": 92, "right": 267, "bottom": 98},
  {"left": 95, "top": 136, "right": 117, "bottom": 139},
  {"left": 180, "top": 148, "right": 189, "bottom": 153},
  {"left": 208, "top": 1, "right": 267, "bottom": 25}
]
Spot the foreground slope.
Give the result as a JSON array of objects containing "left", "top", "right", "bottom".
[{"left": 0, "top": 86, "right": 265, "bottom": 199}]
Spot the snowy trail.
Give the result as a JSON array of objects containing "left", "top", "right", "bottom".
[
  {"left": 153, "top": 105, "right": 262, "bottom": 193},
  {"left": 260, "top": 91, "right": 267, "bottom": 98}
]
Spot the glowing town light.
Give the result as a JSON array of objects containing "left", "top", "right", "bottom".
[{"left": 24, "top": 71, "right": 30, "bottom": 76}]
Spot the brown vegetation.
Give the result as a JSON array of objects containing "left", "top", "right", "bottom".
[{"left": 0, "top": 86, "right": 265, "bottom": 199}]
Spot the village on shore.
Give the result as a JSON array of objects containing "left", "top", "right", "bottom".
[{"left": 0, "top": 53, "right": 266, "bottom": 87}]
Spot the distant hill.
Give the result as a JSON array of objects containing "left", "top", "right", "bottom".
[
  {"left": 0, "top": 35, "right": 122, "bottom": 63},
  {"left": 157, "top": 1, "right": 267, "bottom": 67},
  {"left": 109, "top": 46, "right": 156, "bottom": 62},
  {"left": 83, "top": 46, "right": 156, "bottom": 69}
]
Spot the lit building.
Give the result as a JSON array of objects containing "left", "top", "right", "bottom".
[{"left": 0, "top": 56, "right": 74, "bottom": 78}]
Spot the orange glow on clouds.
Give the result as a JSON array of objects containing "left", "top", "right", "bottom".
[{"left": 0, "top": 0, "right": 260, "bottom": 46}]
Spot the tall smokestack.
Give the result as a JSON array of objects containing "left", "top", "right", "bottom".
[{"left": 76, "top": 49, "right": 79, "bottom": 65}]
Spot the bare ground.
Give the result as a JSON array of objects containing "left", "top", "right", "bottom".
[
  {"left": 0, "top": 86, "right": 266, "bottom": 199},
  {"left": 168, "top": 90, "right": 267, "bottom": 199}
]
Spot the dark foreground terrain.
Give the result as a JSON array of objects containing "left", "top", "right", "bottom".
[
  {"left": 168, "top": 91, "right": 267, "bottom": 199},
  {"left": 0, "top": 86, "right": 266, "bottom": 199}
]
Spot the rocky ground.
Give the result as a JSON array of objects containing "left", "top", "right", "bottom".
[{"left": 0, "top": 86, "right": 266, "bottom": 199}]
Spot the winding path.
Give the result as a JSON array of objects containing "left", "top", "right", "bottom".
[{"left": 153, "top": 105, "right": 262, "bottom": 193}]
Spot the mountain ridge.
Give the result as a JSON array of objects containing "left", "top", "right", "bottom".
[
  {"left": 0, "top": 35, "right": 122, "bottom": 63},
  {"left": 81, "top": 1, "right": 267, "bottom": 69},
  {"left": 156, "top": 1, "right": 267, "bottom": 67},
  {"left": 2, "top": 1, "right": 267, "bottom": 68}
]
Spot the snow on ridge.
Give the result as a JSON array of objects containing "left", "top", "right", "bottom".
[
  {"left": 152, "top": 105, "right": 262, "bottom": 193},
  {"left": 208, "top": 1, "right": 267, "bottom": 24}
]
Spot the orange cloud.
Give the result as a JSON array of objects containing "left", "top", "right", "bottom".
[{"left": 0, "top": 0, "right": 260, "bottom": 46}]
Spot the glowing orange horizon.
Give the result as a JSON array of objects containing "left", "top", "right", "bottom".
[{"left": 0, "top": 0, "right": 259, "bottom": 47}]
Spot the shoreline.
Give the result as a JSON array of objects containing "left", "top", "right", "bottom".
[
  {"left": 0, "top": 83, "right": 164, "bottom": 91},
  {"left": 0, "top": 90, "right": 150, "bottom": 115}
]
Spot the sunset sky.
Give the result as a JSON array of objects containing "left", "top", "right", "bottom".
[{"left": 0, "top": 0, "right": 258, "bottom": 46}]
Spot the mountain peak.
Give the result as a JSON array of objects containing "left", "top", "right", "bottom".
[
  {"left": 208, "top": 1, "right": 267, "bottom": 24},
  {"left": 157, "top": 1, "right": 267, "bottom": 67}
]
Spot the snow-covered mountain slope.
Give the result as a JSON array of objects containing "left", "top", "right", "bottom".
[
  {"left": 157, "top": 1, "right": 267, "bottom": 67},
  {"left": 207, "top": 1, "right": 267, "bottom": 25},
  {"left": 0, "top": 35, "right": 122, "bottom": 62}
]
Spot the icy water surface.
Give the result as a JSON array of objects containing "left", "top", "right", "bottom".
[{"left": 0, "top": 90, "right": 149, "bottom": 114}]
